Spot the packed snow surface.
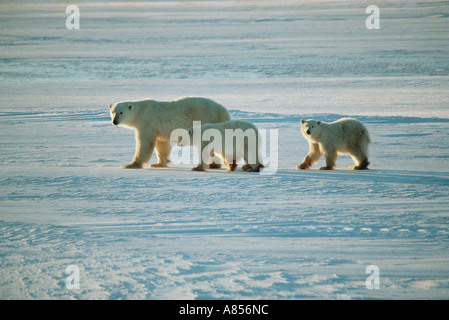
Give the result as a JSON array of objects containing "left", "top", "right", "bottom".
[{"left": 1, "top": 0, "right": 448, "bottom": 299}]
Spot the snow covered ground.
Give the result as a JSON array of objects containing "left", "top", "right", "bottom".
[{"left": 0, "top": 0, "right": 448, "bottom": 299}]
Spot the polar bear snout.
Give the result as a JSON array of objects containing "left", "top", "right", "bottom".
[{"left": 111, "top": 113, "right": 121, "bottom": 126}]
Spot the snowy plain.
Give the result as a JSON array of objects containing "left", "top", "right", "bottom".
[{"left": 0, "top": 0, "right": 449, "bottom": 300}]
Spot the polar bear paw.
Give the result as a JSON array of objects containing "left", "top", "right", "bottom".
[
  {"left": 150, "top": 162, "right": 168, "bottom": 168},
  {"left": 121, "top": 163, "right": 143, "bottom": 169},
  {"left": 208, "top": 162, "right": 222, "bottom": 169},
  {"left": 192, "top": 165, "right": 206, "bottom": 171},
  {"left": 296, "top": 163, "right": 311, "bottom": 170}
]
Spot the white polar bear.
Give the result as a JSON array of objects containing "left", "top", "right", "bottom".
[
  {"left": 109, "top": 97, "right": 230, "bottom": 169},
  {"left": 297, "top": 118, "right": 371, "bottom": 170},
  {"left": 178, "top": 120, "right": 264, "bottom": 172}
]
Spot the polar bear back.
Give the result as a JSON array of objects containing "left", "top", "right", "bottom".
[
  {"left": 201, "top": 119, "right": 258, "bottom": 132},
  {"left": 317, "top": 118, "right": 370, "bottom": 154},
  {"left": 134, "top": 97, "right": 231, "bottom": 137},
  {"left": 327, "top": 118, "right": 371, "bottom": 143}
]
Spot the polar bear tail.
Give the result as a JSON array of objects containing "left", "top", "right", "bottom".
[
  {"left": 360, "top": 126, "right": 371, "bottom": 144},
  {"left": 220, "top": 110, "right": 231, "bottom": 122}
]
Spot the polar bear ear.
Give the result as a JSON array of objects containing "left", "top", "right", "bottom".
[
  {"left": 108, "top": 104, "right": 113, "bottom": 109},
  {"left": 128, "top": 105, "right": 132, "bottom": 110},
  {"left": 317, "top": 121, "right": 321, "bottom": 125},
  {"left": 300, "top": 119, "right": 305, "bottom": 124}
]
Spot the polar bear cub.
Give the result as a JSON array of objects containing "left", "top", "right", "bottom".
[
  {"left": 178, "top": 120, "right": 264, "bottom": 172},
  {"left": 109, "top": 97, "right": 230, "bottom": 169},
  {"left": 297, "top": 118, "right": 371, "bottom": 170}
]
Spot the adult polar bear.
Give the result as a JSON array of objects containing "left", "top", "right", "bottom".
[{"left": 109, "top": 97, "right": 230, "bottom": 169}]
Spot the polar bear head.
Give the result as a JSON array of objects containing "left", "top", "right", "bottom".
[
  {"left": 108, "top": 102, "right": 135, "bottom": 127},
  {"left": 300, "top": 119, "right": 322, "bottom": 142}
]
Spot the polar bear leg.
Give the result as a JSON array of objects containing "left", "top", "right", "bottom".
[
  {"left": 297, "top": 143, "right": 322, "bottom": 170},
  {"left": 192, "top": 143, "right": 209, "bottom": 171},
  {"left": 349, "top": 142, "right": 370, "bottom": 170},
  {"left": 349, "top": 152, "right": 370, "bottom": 170},
  {"left": 350, "top": 158, "right": 370, "bottom": 170},
  {"left": 320, "top": 146, "right": 337, "bottom": 170},
  {"left": 151, "top": 138, "right": 171, "bottom": 168},
  {"left": 242, "top": 155, "right": 263, "bottom": 172},
  {"left": 225, "top": 160, "right": 237, "bottom": 172},
  {"left": 208, "top": 155, "right": 223, "bottom": 169},
  {"left": 122, "top": 133, "right": 156, "bottom": 169}
]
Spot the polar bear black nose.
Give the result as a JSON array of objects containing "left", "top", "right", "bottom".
[
  {"left": 306, "top": 129, "right": 311, "bottom": 135},
  {"left": 112, "top": 118, "right": 119, "bottom": 125}
]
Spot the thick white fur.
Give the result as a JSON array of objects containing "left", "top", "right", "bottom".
[
  {"left": 109, "top": 97, "right": 230, "bottom": 168},
  {"left": 297, "top": 118, "right": 371, "bottom": 170},
  {"left": 180, "top": 120, "right": 264, "bottom": 172}
]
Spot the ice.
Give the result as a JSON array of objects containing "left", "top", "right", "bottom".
[{"left": 0, "top": 0, "right": 449, "bottom": 300}]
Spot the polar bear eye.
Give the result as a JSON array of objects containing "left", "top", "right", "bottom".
[{"left": 120, "top": 112, "right": 123, "bottom": 115}]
